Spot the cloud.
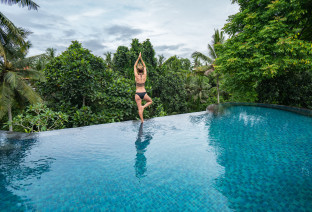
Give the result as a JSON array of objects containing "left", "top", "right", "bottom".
[
  {"left": 155, "top": 44, "right": 184, "bottom": 51},
  {"left": 106, "top": 25, "right": 143, "bottom": 40},
  {"left": 82, "top": 39, "right": 107, "bottom": 51},
  {"left": 1, "top": 0, "right": 239, "bottom": 59},
  {"left": 63, "top": 29, "right": 76, "bottom": 37},
  {"left": 66, "top": 9, "right": 106, "bottom": 22}
]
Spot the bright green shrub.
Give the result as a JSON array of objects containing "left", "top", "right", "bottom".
[{"left": 9, "top": 103, "right": 68, "bottom": 133}]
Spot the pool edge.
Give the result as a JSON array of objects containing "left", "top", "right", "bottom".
[{"left": 206, "top": 102, "right": 312, "bottom": 117}]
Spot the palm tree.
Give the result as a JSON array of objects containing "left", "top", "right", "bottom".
[
  {"left": 192, "top": 29, "right": 225, "bottom": 104},
  {"left": 31, "top": 48, "right": 57, "bottom": 72},
  {"left": 192, "top": 57, "right": 202, "bottom": 70},
  {"left": 157, "top": 55, "right": 165, "bottom": 68},
  {"left": 45, "top": 47, "right": 56, "bottom": 59},
  {"left": 0, "top": 0, "right": 41, "bottom": 131},
  {"left": 1, "top": 0, "right": 38, "bottom": 9},
  {"left": 1, "top": 0, "right": 39, "bottom": 62},
  {"left": 103, "top": 52, "right": 113, "bottom": 69},
  {"left": 0, "top": 33, "right": 44, "bottom": 131}
]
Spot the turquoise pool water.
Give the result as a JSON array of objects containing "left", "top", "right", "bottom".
[{"left": 0, "top": 106, "right": 311, "bottom": 211}]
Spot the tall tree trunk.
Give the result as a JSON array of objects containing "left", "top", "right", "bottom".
[
  {"left": 82, "top": 96, "right": 86, "bottom": 107},
  {"left": 8, "top": 105, "right": 13, "bottom": 132},
  {"left": 217, "top": 74, "right": 220, "bottom": 104}
]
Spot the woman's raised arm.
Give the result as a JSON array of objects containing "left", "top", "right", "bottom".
[
  {"left": 134, "top": 54, "right": 140, "bottom": 77},
  {"left": 139, "top": 53, "right": 147, "bottom": 76}
]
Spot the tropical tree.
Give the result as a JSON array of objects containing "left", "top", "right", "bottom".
[
  {"left": 30, "top": 48, "right": 57, "bottom": 72},
  {"left": 180, "top": 58, "right": 191, "bottom": 71},
  {"left": 191, "top": 75, "right": 212, "bottom": 111},
  {"left": 0, "top": 33, "right": 44, "bottom": 131},
  {"left": 152, "top": 71, "right": 188, "bottom": 114},
  {"left": 45, "top": 47, "right": 56, "bottom": 59},
  {"left": 103, "top": 52, "right": 113, "bottom": 69},
  {"left": 113, "top": 46, "right": 130, "bottom": 76},
  {"left": 192, "top": 29, "right": 225, "bottom": 103},
  {"left": 141, "top": 39, "right": 157, "bottom": 67},
  {"left": 216, "top": 0, "right": 312, "bottom": 104},
  {"left": 1, "top": 0, "right": 38, "bottom": 9},
  {"left": 162, "top": 55, "right": 182, "bottom": 72},
  {"left": 37, "top": 41, "right": 106, "bottom": 109},
  {"left": 0, "top": 0, "right": 39, "bottom": 60},
  {"left": 157, "top": 55, "right": 165, "bottom": 68},
  {"left": 128, "top": 38, "right": 142, "bottom": 66},
  {"left": 192, "top": 57, "right": 202, "bottom": 69}
]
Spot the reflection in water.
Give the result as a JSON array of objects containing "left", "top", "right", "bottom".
[
  {"left": 0, "top": 134, "right": 54, "bottom": 211},
  {"left": 238, "top": 112, "right": 263, "bottom": 126},
  {"left": 189, "top": 112, "right": 211, "bottom": 125},
  {"left": 207, "top": 106, "right": 312, "bottom": 211},
  {"left": 134, "top": 123, "right": 153, "bottom": 179},
  {"left": 206, "top": 104, "right": 230, "bottom": 117}
]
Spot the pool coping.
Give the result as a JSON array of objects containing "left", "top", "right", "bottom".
[
  {"left": 206, "top": 102, "right": 312, "bottom": 117},
  {"left": 0, "top": 111, "right": 208, "bottom": 139},
  {"left": 0, "top": 130, "right": 37, "bottom": 140}
]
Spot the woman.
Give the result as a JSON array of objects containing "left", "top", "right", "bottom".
[{"left": 134, "top": 52, "right": 152, "bottom": 123}]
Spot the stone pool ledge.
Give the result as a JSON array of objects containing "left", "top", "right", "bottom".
[
  {"left": 207, "top": 102, "right": 312, "bottom": 117},
  {"left": 0, "top": 130, "right": 37, "bottom": 140},
  {"left": 0, "top": 111, "right": 209, "bottom": 136}
]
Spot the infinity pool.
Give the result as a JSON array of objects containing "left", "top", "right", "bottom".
[{"left": 0, "top": 106, "right": 311, "bottom": 211}]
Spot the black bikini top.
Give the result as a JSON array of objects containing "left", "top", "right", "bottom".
[{"left": 136, "top": 82, "right": 145, "bottom": 87}]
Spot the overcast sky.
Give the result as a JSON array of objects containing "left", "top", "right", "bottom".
[{"left": 2, "top": 0, "right": 239, "bottom": 60}]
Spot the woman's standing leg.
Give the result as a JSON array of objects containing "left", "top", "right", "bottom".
[{"left": 135, "top": 94, "right": 144, "bottom": 123}]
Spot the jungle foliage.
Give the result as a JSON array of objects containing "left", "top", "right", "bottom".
[
  {"left": 216, "top": 0, "right": 312, "bottom": 107},
  {"left": 2, "top": 38, "right": 218, "bottom": 132}
]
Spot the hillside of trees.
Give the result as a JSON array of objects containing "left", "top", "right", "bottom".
[{"left": 1, "top": 0, "right": 311, "bottom": 132}]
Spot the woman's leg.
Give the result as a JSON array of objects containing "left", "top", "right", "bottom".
[
  {"left": 135, "top": 94, "right": 144, "bottom": 123},
  {"left": 143, "top": 94, "right": 153, "bottom": 109}
]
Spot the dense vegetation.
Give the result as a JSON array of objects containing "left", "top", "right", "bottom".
[
  {"left": 1, "top": 37, "right": 219, "bottom": 132},
  {"left": 1, "top": 0, "right": 311, "bottom": 132},
  {"left": 216, "top": 0, "right": 312, "bottom": 107}
]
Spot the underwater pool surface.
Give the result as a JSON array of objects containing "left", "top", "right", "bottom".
[{"left": 0, "top": 106, "right": 312, "bottom": 211}]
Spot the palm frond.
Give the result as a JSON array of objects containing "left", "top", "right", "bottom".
[
  {"left": 15, "top": 78, "right": 42, "bottom": 104},
  {"left": 191, "top": 51, "right": 213, "bottom": 64},
  {"left": 12, "top": 54, "right": 43, "bottom": 68},
  {"left": 0, "top": 12, "right": 26, "bottom": 47},
  {"left": 16, "top": 68, "right": 46, "bottom": 81},
  {"left": 212, "top": 29, "right": 225, "bottom": 45},
  {"left": 4, "top": 71, "right": 19, "bottom": 88},
  {"left": 45, "top": 48, "right": 56, "bottom": 59},
  {"left": 1, "top": 0, "right": 39, "bottom": 10},
  {"left": 208, "top": 44, "right": 217, "bottom": 60}
]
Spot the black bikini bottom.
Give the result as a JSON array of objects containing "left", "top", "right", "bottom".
[{"left": 136, "top": 92, "right": 147, "bottom": 99}]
